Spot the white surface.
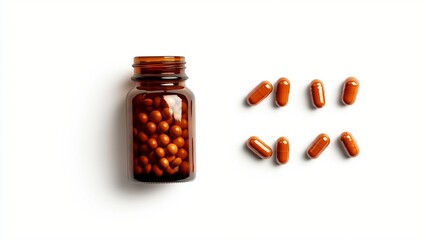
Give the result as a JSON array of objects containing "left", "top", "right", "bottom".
[{"left": 1, "top": 0, "right": 429, "bottom": 239}]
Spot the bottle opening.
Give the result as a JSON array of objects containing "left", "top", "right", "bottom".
[{"left": 132, "top": 56, "right": 187, "bottom": 81}]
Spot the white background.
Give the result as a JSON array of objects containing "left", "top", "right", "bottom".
[{"left": 1, "top": 0, "right": 428, "bottom": 239}]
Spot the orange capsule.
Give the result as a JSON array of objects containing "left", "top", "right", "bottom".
[
  {"left": 310, "top": 80, "right": 326, "bottom": 108},
  {"left": 342, "top": 77, "right": 359, "bottom": 105},
  {"left": 247, "top": 81, "right": 273, "bottom": 106},
  {"left": 275, "top": 78, "right": 290, "bottom": 107},
  {"left": 276, "top": 137, "right": 289, "bottom": 164},
  {"left": 247, "top": 136, "right": 273, "bottom": 159},
  {"left": 307, "top": 133, "right": 330, "bottom": 159},
  {"left": 340, "top": 132, "right": 359, "bottom": 157}
]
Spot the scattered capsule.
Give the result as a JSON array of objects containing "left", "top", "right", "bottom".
[
  {"left": 310, "top": 80, "right": 326, "bottom": 108},
  {"left": 276, "top": 137, "right": 290, "bottom": 164},
  {"left": 247, "top": 136, "right": 273, "bottom": 159},
  {"left": 247, "top": 81, "right": 273, "bottom": 105},
  {"left": 307, "top": 133, "right": 330, "bottom": 159},
  {"left": 275, "top": 77, "right": 290, "bottom": 107},
  {"left": 342, "top": 77, "right": 359, "bottom": 105},
  {"left": 340, "top": 132, "right": 359, "bottom": 157}
]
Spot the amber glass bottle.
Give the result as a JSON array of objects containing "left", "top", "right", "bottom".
[{"left": 127, "top": 56, "right": 195, "bottom": 182}]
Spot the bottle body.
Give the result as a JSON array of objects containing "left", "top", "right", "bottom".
[{"left": 126, "top": 57, "right": 195, "bottom": 182}]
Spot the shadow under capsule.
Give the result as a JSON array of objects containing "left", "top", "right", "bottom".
[
  {"left": 337, "top": 83, "right": 346, "bottom": 107},
  {"left": 336, "top": 138, "right": 350, "bottom": 160},
  {"left": 305, "top": 85, "right": 316, "bottom": 110}
]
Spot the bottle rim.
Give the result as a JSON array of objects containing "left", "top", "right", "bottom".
[{"left": 133, "top": 56, "right": 185, "bottom": 65}]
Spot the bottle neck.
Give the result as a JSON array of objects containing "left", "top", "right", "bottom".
[
  {"left": 132, "top": 56, "right": 188, "bottom": 82},
  {"left": 135, "top": 80, "right": 186, "bottom": 90}
]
